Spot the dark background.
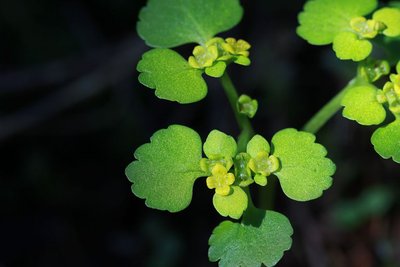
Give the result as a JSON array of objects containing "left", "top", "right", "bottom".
[{"left": 1, "top": 0, "right": 399, "bottom": 266}]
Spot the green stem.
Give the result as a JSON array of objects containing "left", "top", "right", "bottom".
[
  {"left": 302, "top": 77, "right": 367, "bottom": 134},
  {"left": 220, "top": 72, "right": 254, "bottom": 151}
]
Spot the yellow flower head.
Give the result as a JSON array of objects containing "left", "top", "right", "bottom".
[
  {"left": 188, "top": 45, "right": 219, "bottom": 69},
  {"left": 222, "top": 38, "right": 251, "bottom": 57},
  {"left": 206, "top": 163, "right": 235, "bottom": 196},
  {"left": 350, "top": 17, "right": 384, "bottom": 39},
  {"left": 248, "top": 151, "right": 280, "bottom": 177}
]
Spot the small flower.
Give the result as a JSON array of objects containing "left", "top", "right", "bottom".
[
  {"left": 375, "top": 68, "right": 400, "bottom": 115},
  {"left": 248, "top": 152, "right": 280, "bottom": 177},
  {"left": 350, "top": 17, "right": 384, "bottom": 39},
  {"left": 222, "top": 38, "right": 251, "bottom": 57},
  {"left": 188, "top": 45, "right": 219, "bottom": 69},
  {"left": 206, "top": 163, "right": 235, "bottom": 196},
  {"left": 248, "top": 151, "right": 280, "bottom": 187}
]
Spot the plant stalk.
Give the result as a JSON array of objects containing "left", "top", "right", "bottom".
[
  {"left": 302, "top": 77, "right": 367, "bottom": 134},
  {"left": 220, "top": 72, "right": 254, "bottom": 151}
]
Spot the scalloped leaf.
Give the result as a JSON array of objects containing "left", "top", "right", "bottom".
[
  {"left": 204, "top": 130, "right": 237, "bottom": 159},
  {"left": 297, "top": 0, "right": 378, "bottom": 45},
  {"left": 341, "top": 85, "right": 386, "bottom": 125},
  {"left": 209, "top": 209, "right": 293, "bottom": 267},
  {"left": 213, "top": 186, "right": 248, "bottom": 219},
  {"left": 371, "top": 119, "right": 400, "bottom": 163},
  {"left": 373, "top": 7, "right": 400, "bottom": 37},
  {"left": 333, "top": 32, "right": 373, "bottom": 61},
  {"left": 137, "top": 49, "right": 207, "bottom": 104},
  {"left": 137, "top": 0, "right": 243, "bottom": 48},
  {"left": 125, "top": 125, "right": 205, "bottom": 212},
  {"left": 271, "top": 129, "right": 335, "bottom": 201},
  {"left": 246, "top": 135, "right": 270, "bottom": 158}
]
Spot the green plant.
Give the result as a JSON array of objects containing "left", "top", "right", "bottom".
[{"left": 125, "top": 0, "right": 400, "bottom": 265}]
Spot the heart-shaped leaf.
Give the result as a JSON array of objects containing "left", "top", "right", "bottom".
[
  {"left": 271, "top": 129, "right": 336, "bottom": 201},
  {"left": 204, "top": 130, "right": 237, "bottom": 159},
  {"left": 213, "top": 186, "right": 248, "bottom": 219},
  {"left": 341, "top": 85, "right": 386, "bottom": 125},
  {"left": 137, "top": 0, "right": 243, "bottom": 48},
  {"left": 297, "top": 0, "right": 378, "bottom": 45},
  {"left": 333, "top": 32, "right": 373, "bottom": 61},
  {"left": 209, "top": 209, "right": 293, "bottom": 267},
  {"left": 137, "top": 49, "right": 207, "bottom": 104},
  {"left": 371, "top": 119, "right": 400, "bottom": 163},
  {"left": 125, "top": 125, "right": 205, "bottom": 212}
]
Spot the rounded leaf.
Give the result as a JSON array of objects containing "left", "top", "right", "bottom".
[
  {"left": 137, "top": 49, "right": 207, "bottom": 104},
  {"left": 213, "top": 186, "right": 248, "bottom": 219},
  {"left": 341, "top": 85, "right": 386, "bottom": 125},
  {"left": 204, "top": 130, "right": 237, "bottom": 159},
  {"left": 333, "top": 32, "right": 373, "bottom": 61},
  {"left": 373, "top": 7, "right": 400, "bottom": 37},
  {"left": 137, "top": 0, "right": 243, "bottom": 48},
  {"left": 371, "top": 119, "right": 400, "bottom": 163},
  {"left": 209, "top": 209, "right": 293, "bottom": 267},
  {"left": 205, "top": 61, "right": 227, "bottom": 78},
  {"left": 246, "top": 135, "right": 270, "bottom": 158},
  {"left": 297, "top": 0, "right": 378, "bottom": 45},
  {"left": 125, "top": 125, "right": 205, "bottom": 212},
  {"left": 272, "top": 129, "right": 336, "bottom": 201}
]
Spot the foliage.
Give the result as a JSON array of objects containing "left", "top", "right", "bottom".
[
  {"left": 297, "top": 0, "right": 400, "bottom": 61},
  {"left": 125, "top": 0, "right": 400, "bottom": 265}
]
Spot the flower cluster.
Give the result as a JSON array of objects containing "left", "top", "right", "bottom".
[{"left": 188, "top": 37, "right": 251, "bottom": 77}]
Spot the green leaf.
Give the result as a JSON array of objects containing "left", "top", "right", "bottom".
[
  {"left": 209, "top": 209, "right": 293, "bottom": 267},
  {"left": 234, "top": 56, "right": 251, "bottom": 66},
  {"left": 373, "top": 7, "right": 400, "bottom": 37},
  {"left": 205, "top": 61, "right": 227, "bottom": 78},
  {"left": 213, "top": 186, "right": 248, "bottom": 219},
  {"left": 371, "top": 119, "right": 400, "bottom": 163},
  {"left": 341, "top": 85, "right": 386, "bottom": 125},
  {"left": 204, "top": 130, "right": 237, "bottom": 159},
  {"left": 333, "top": 32, "right": 373, "bottom": 61},
  {"left": 271, "top": 129, "right": 335, "bottom": 201},
  {"left": 297, "top": 0, "right": 378, "bottom": 45},
  {"left": 137, "top": 49, "right": 207, "bottom": 104},
  {"left": 397, "top": 61, "right": 400, "bottom": 73},
  {"left": 125, "top": 125, "right": 204, "bottom": 212},
  {"left": 137, "top": 0, "right": 243, "bottom": 48},
  {"left": 246, "top": 135, "right": 270, "bottom": 158}
]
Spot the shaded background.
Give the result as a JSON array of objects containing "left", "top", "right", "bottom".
[{"left": 1, "top": 0, "right": 399, "bottom": 266}]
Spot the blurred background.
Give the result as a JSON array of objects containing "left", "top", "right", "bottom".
[{"left": 1, "top": 0, "right": 399, "bottom": 266}]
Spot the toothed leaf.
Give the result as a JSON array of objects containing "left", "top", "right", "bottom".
[
  {"left": 341, "top": 85, "right": 386, "bottom": 125},
  {"left": 125, "top": 125, "right": 204, "bottom": 212},
  {"left": 209, "top": 209, "right": 293, "bottom": 267},
  {"left": 137, "top": 0, "right": 243, "bottom": 48},
  {"left": 137, "top": 49, "right": 207, "bottom": 104},
  {"left": 271, "top": 129, "right": 336, "bottom": 201}
]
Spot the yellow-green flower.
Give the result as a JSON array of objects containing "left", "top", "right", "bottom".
[
  {"left": 222, "top": 38, "right": 251, "bottom": 57},
  {"left": 248, "top": 151, "right": 279, "bottom": 186},
  {"left": 188, "top": 45, "right": 219, "bottom": 69},
  {"left": 350, "top": 17, "right": 385, "bottom": 39},
  {"left": 206, "top": 163, "right": 235, "bottom": 196}
]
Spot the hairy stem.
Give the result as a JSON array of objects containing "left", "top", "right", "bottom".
[
  {"left": 220, "top": 72, "right": 254, "bottom": 151},
  {"left": 302, "top": 77, "right": 367, "bottom": 134}
]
